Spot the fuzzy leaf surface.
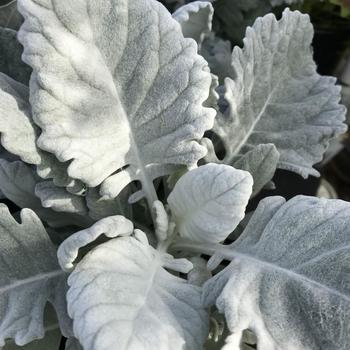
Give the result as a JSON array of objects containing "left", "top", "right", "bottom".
[
  {"left": 0, "top": 205, "right": 71, "bottom": 346},
  {"left": 0, "top": 73, "right": 81, "bottom": 189},
  {"left": 172, "top": 1, "right": 213, "bottom": 45},
  {"left": 0, "top": 159, "right": 92, "bottom": 228},
  {"left": 214, "top": 9, "right": 347, "bottom": 178},
  {"left": 18, "top": 0, "right": 215, "bottom": 201},
  {"left": 201, "top": 33, "right": 234, "bottom": 83},
  {"left": 168, "top": 164, "right": 253, "bottom": 243},
  {"left": 233, "top": 143, "right": 279, "bottom": 196},
  {"left": 67, "top": 232, "right": 208, "bottom": 350},
  {"left": 57, "top": 215, "right": 134, "bottom": 271},
  {"left": 35, "top": 181, "right": 88, "bottom": 215},
  {"left": 203, "top": 196, "right": 350, "bottom": 350}
]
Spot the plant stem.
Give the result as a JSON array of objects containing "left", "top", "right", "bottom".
[
  {"left": 157, "top": 221, "right": 177, "bottom": 253},
  {"left": 129, "top": 134, "right": 159, "bottom": 226},
  {"left": 170, "top": 238, "right": 226, "bottom": 257}
]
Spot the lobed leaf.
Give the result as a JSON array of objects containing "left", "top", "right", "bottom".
[
  {"left": 57, "top": 215, "right": 134, "bottom": 271},
  {"left": 0, "top": 159, "right": 92, "bottom": 228},
  {"left": 0, "top": 73, "right": 82, "bottom": 190},
  {"left": 67, "top": 231, "right": 208, "bottom": 350},
  {"left": 0, "top": 73, "right": 39, "bottom": 164},
  {"left": 214, "top": 9, "right": 347, "bottom": 178},
  {"left": 203, "top": 195, "right": 350, "bottom": 350},
  {"left": 35, "top": 181, "right": 88, "bottom": 215},
  {"left": 201, "top": 33, "right": 234, "bottom": 84},
  {"left": 0, "top": 205, "right": 72, "bottom": 346},
  {"left": 17, "top": 0, "right": 215, "bottom": 202},
  {"left": 233, "top": 143, "right": 279, "bottom": 196},
  {"left": 172, "top": 1, "right": 213, "bottom": 46}
]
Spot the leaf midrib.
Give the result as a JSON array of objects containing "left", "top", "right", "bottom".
[
  {"left": 0, "top": 270, "right": 64, "bottom": 294},
  {"left": 172, "top": 239, "right": 350, "bottom": 302},
  {"left": 227, "top": 249, "right": 350, "bottom": 303}
]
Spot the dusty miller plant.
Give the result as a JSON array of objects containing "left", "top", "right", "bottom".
[{"left": 0, "top": 0, "right": 349, "bottom": 349}]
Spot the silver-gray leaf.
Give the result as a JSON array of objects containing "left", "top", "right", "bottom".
[
  {"left": 35, "top": 181, "right": 88, "bottom": 215},
  {"left": 67, "top": 231, "right": 209, "bottom": 350},
  {"left": 0, "top": 73, "right": 82, "bottom": 190},
  {"left": 0, "top": 159, "right": 92, "bottom": 228},
  {"left": 57, "top": 215, "right": 134, "bottom": 271},
  {"left": 4, "top": 305, "right": 65, "bottom": 350},
  {"left": 215, "top": 9, "right": 347, "bottom": 178},
  {"left": 0, "top": 205, "right": 71, "bottom": 346},
  {"left": 17, "top": 0, "right": 215, "bottom": 203},
  {"left": 172, "top": 1, "right": 214, "bottom": 46},
  {"left": 233, "top": 143, "right": 279, "bottom": 196},
  {"left": 203, "top": 195, "right": 350, "bottom": 350},
  {"left": 201, "top": 33, "right": 234, "bottom": 84},
  {"left": 168, "top": 164, "right": 253, "bottom": 243}
]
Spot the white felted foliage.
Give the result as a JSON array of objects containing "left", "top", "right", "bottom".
[
  {"left": 203, "top": 196, "right": 350, "bottom": 350},
  {"left": 168, "top": 163, "right": 253, "bottom": 243},
  {"left": 172, "top": 1, "right": 214, "bottom": 46},
  {"left": 0, "top": 1, "right": 348, "bottom": 350},
  {"left": 17, "top": 0, "right": 215, "bottom": 202},
  {"left": 201, "top": 33, "right": 234, "bottom": 83},
  {"left": 0, "top": 205, "right": 72, "bottom": 346},
  {"left": 0, "top": 159, "right": 92, "bottom": 228},
  {"left": 35, "top": 181, "right": 88, "bottom": 215},
  {"left": 214, "top": 9, "right": 347, "bottom": 178},
  {"left": 57, "top": 215, "right": 134, "bottom": 271},
  {"left": 67, "top": 231, "right": 208, "bottom": 350},
  {"left": 233, "top": 143, "right": 279, "bottom": 196},
  {"left": 0, "top": 72, "right": 81, "bottom": 189}
]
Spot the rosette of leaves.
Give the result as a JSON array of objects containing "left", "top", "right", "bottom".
[{"left": 0, "top": 1, "right": 348, "bottom": 350}]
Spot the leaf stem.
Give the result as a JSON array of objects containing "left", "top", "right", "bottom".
[
  {"left": 129, "top": 140, "right": 159, "bottom": 227},
  {"left": 157, "top": 221, "right": 177, "bottom": 253},
  {"left": 170, "top": 238, "right": 225, "bottom": 257}
]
